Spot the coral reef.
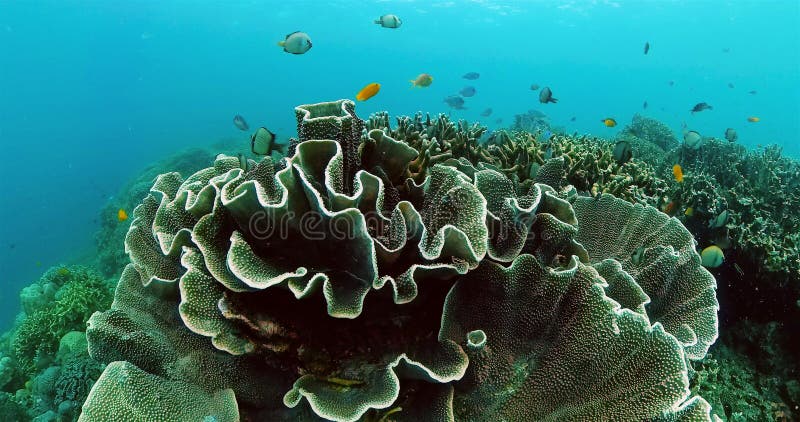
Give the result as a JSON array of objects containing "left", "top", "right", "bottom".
[
  {"left": 691, "top": 342, "right": 795, "bottom": 421},
  {"left": 3, "top": 103, "right": 793, "bottom": 421},
  {"left": 655, "top": 139, "right": 800, "bottom": 322},
  {"left": 510, "top": 109, "right": 551, "bottom": 133},
  {"left": 82, "top": 100, "right": 718, "bottom": 421},
  {"left": 93, "top": 138, "right": 244, "bottom": 280},
  {"left": 0, "top": 266, "right": 114, "bottom": 421}
]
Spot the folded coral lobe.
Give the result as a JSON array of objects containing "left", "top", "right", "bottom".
[{"left": 83, "top": 100, "right": 717, "bottom": 422}]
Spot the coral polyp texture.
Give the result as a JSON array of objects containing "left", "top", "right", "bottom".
[{"left": 82, "top": 100, "right": 719, "bottom": 421}]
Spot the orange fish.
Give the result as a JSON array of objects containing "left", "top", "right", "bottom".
[
  {"left": 747, "top": 116, "right": 760, "bottom": 122},
  {"left": 118, "top": 208, "right": 128, "bottom": 221},
  {"left": 663, "top": 201, "right": 679, "bottom": 216},
  {"left": 601, "top": 118, "right": 617, "bottom": 127},
  {"left": 410, "top": 73, "right": 433, "bottom": 88},
  {"left": 356, "top": 83, "right": 380, "bottom": 101},
  {"left": 672, "top": 164, "right": 684, "bottom": 183}
]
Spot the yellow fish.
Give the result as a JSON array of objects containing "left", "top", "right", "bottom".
[
  {"left": 700, "top": 245, "right": 724, "bottom": 268},
  {"left": 747, "top": 116, "right": 760, "bottom": 123},
  {"left": 684, "top": 206, "right": 694, "bottom": 217},
  {"left": 118, "top": 208, "right": 129, "bottom": 222},
  {"left": 410, "top": 73, "right": 433, "bottom": 88},
  {"left": 356, "top": 83, "right": 380, "bottom": 101},
  {"left": 601, "top": 118, "right": 617, "bottom": 127},
  {"left": 672, "top": 164, "right": 684, "bottom": 183}
]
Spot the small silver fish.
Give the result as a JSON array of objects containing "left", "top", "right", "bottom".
[
  {"left": 480, "top": 108, "right": 492, "bottom": 117},
  {"left": 233, "top": 115, "right": 249, "bottom": 131},
  {"left": 643, "top": 41, "right": 650, "bottom": 55},
  {"left": 462, "top": 72, "right": 480, "bottom": 80},
  {"left": 613, "top": 140, "right": 632, "bottom": 165},
  {"left": 374, "top": 14, "right": 402, "bottom": 29},
  {"left": 278, "top": 31, "right": 312, "bottom": 54},
  {"left": 460, "top": 86, "right": 476, "bottom": 97},
  {"left": 251, "top": 127, "right": 285, "bottom": 155},
  {"left": 237, "top": 153, "right": 249, "bottom": 171},
  {"left": 530, "top": 84, "right": 540, "bottom": 91},
  {"left": 684, "top": 130, "right": 703, "bottom": 149}
]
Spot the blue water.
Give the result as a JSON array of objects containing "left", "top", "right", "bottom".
[{"left": 0, "top": 0, "right": 798, "bottom": 329}]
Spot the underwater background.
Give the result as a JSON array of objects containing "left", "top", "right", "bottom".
[
  {"left": 2, "top": 1, "right": 799, "bottom": 328},
  {"left": 0, "top": 1, "right": 799, "bottom": 421}
]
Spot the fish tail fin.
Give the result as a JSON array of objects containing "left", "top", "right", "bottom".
[
  {"left": 409, "top": 80, "right": 416, "bottom": 87},
  {"left": 550, "top": 98, "right": 558, "bottom": 103},
  {"left": 374, "top": 19, "right": 381, "bottom": 24},
  {"left": 277, "top": 41, "right": 285, "bottom": 47}
]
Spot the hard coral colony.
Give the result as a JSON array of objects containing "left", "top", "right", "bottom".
[{"left": 76, "top": 100, "right": 721, "bottom": 422}]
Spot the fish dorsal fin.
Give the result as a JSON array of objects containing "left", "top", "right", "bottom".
[{"left": 285, "top": 31, "right": 301, "bottom": 39}]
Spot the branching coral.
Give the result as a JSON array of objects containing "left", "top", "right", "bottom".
[
  {"left": 82, "top": 100, "right": 718, "bottom": 421},
  {"left": 12, "top": 266, "right": 113, "bottom": 376}
]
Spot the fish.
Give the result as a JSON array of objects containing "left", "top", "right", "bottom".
[
  {"left": 237, "top": 153, "right": 249, "bottom": 171},
  {"left": 722, "top": 47, "right": 730, "bottom": 53},
  {"left": 709, "top": 210, "right": 730, "bottom": 228},
  {"left": 480, "top": 108, "right": 493, "bottom": 117},
  {"left": 57, "top": 267, "right": 70, "bottom": 276},
  {"left": 356, "top": 83, "right": 381, "bottom": 101},
  {"left": 462, "top": 72, "right": 480, "bottom": 80},
  {"left": 684, "top": 130, "right": 703, "bottom": 149},
  {"left": 668, "top": 80, "right": 675, "bottom": 86},
  {"left": 684, "top": 206, "right": 694, "bottom": 217},
  {"left": 539, "top": 87, "right": 557, "bottom": 104},
  {"left": 459, "top": 86, "right": 476, "bottom": 97},
  {"left": 530, "top": 84, "right": 540, "bottom": 91},
  {"left": 601, "top": 118, "right": 617, "bottom": 127},
  {"left": 278, "top": 31, "right": 312, "bottom": 55},
  {"left": 643, "top": 101, "right": 648, "bottom": 109},
  {"left": 631, "top": 246, "right": 645, "bottom": 264},
  {"left": 643, "top": 41, "right": 650, "bottom": 55},
  {"left": 690, "top": 102, "right": 713, "bottom": 114},
  {"left": 410, "top": 73, "right": 433, "bottom": 88},
  {"left": 748, "top": 90, "right": 757, "bottom": 95},
  {"left": 728, "top": 83, "right": 735, "bottom": 89},
  {"left": 613, "top": 140, "right": 632, "bottom": 164},
  {"left": 8, "top": 243, "right": 15, "bottom": 249},
  {"left": 374, "top": 14, "right": 402, "bottom": 28},
  {"left": 570, "top": 116, "right": 576, "bottom": 122},
  {"left": 672, "top": 164, "right": 684, "bottom": 183},
  {"left": 700, "top": 245, "right": 724, "bottom": 268},
  {"left": 724, "top": 128, "right": 738, "bottom": 142},
  {"left": 251, "top": 127, "right": 284, "bottom": 155},
  {"left": 663, "top": 200, "right": 679, "bottom": 216},
  {"left": 233, "top": 115, "right": 249, "bottom": 131},
  {"left": 494, "top": 118, "right": 503, "bottom": 124},
  {"left": 443, "top": 95, "right": 466, "bottom": 110},
  {"left": 118, "top": 208, "right": 128, "bottom": 221},
  {"left": 747, "top": 116, "right": 760, "bottom": 123}
]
